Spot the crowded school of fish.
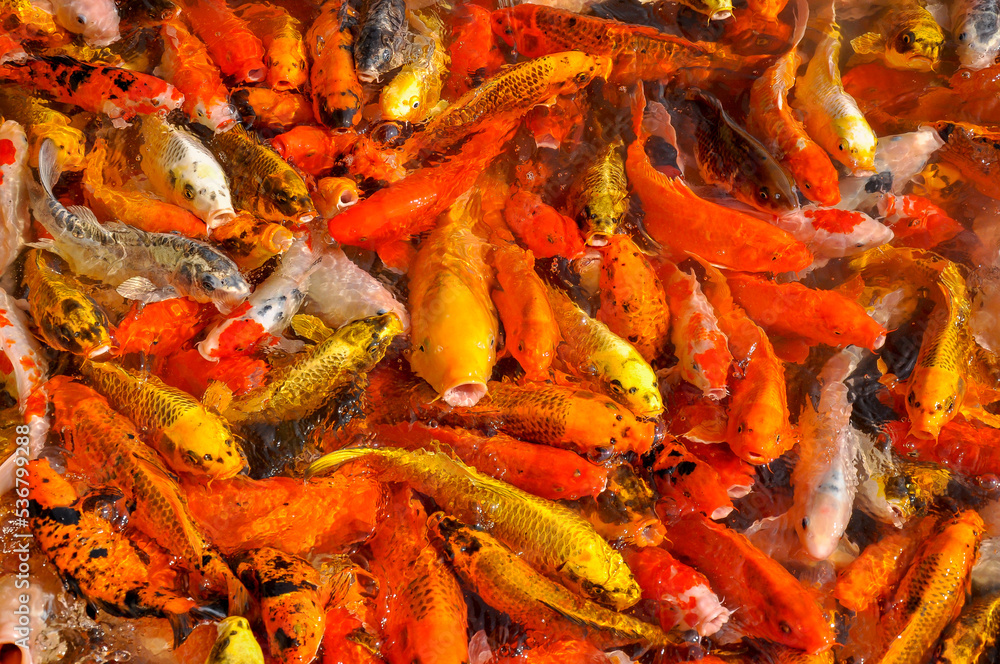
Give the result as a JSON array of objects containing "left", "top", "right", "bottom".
[{"left": 3, "top": 0, "right": 1000, "bottom": 661}]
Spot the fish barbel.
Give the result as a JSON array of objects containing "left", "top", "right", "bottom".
[{"left": 308, "top": 446, "right": 642, "bottom": 610}]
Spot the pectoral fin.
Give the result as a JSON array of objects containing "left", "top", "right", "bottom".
[
  {"left": 851, "top": 32, "right": 885, "bottom": 55},
  {"left": 116, "top": 276, "right": 178, "bottom": 303}
]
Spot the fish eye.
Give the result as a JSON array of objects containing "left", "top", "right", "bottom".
[
  {"left": 275, "top": 192, "right": 288, "bottom": 204},
  {"left": 779, "top": 621, "right": 792, "bottom": 635},
  {"left": 76, "top": 14, "right": 87, "bottom": 25},
  {"left": 574, "top": 72, "right": 589, "bottom": 84},
  {"left": 183, "top": 184, "right": 195, "bottom": 200},
  {"left": 838, "top": 141, "right": 848, "bottom": 152},
  {"left": 201, "top": 275, "right": 219, "bottom": 292},
  {"left": 901, "top": 32, "right": 913, "bottom": 46},
  {"left": 412, "top": 101, "right": 420, "bottom": 109},
  {"left": 758, "top": 188, "right": 770, "bottom": 201},
  {"left": 959, "top": 32, "right": 968, "bottom": 42},
  {"left": 381, "top": 48, "right": 392, "bottom": 63},
  {"left": 804, "top": 182, "right": 811, "bottom": 189}
]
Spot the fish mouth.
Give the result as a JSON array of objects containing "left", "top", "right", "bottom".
[
  {"left": 442, "top": 383, "right": 488, "bottom": 407},
  {"left": 357, "top": 71, "right": 379, "bottom": 84},
  {"left": 87, "top": 344, "right": 112, "bottom": 359},
  {"left": 206, "top": 208, "right": 237, "bottom": 230},
  {"left": 586, "top": 233, "right": 610, "bottom": 247},
  {"left": 336, "top": 188, "right": 359, "bottom": 210},
  {"left": 709, "top": 9, "right": 732, "bottom": 20},
  {"left": 244, "top": 67, "right": 267, "bottom": 83}
]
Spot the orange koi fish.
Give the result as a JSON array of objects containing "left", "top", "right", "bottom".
[
  {"left": 28, "top": 459, "right": 223, "bottom": 647},
  {"left": 888, "top": 416, "right": 1000, "bottom": 478},
  {"left": 597, "top": 234, "right": 670, "bottom": 364},
  {"left": 0, "top": 55, "right": 183, "bottom": 124},
  {"left": 442, "top": 4, "right": 506, "bottom": 102},
  {"left": 272, "top": 126, "right": 358, "bottom": 177},
  {"left": 503, "top": 187, "right": 586, "bottom": 259},
  {"left": 666, "top": 514, "right": 835, "bottom": 653},
  {"left": 313, "top": 177, "right": 361, "bottom": 217},
  {"left": 238, "top": 548, "right": 325, "bottom": 664},
  {"left": 157, "top": 20, "right": 238, "bottom": 133},
  {"left": 307, "top": 0, "right": 363, "bottom": 128},
  {"left": 50, "top": 379, "right": 249, "bottom": 615},
  {"left": 328, "top": 123, "right": 514, "bottom": 249},
  {"left": 624, "top": 546, "right": 731, "bottom": 637},
  {"left": 490, "top": 233, "right": 561, "bottom": 380},
  {"left": 367, "top": 488, "right": 469, "bottom": 664},
  {"left": 157, "top": 348, "right": 269, "bottom": 399},
  {"left": 232, "top": 87, "right": 316, "bottom": 132},
  {"left": 882, "top": 194, "right": 964, "bottom": 249},
  {"left": 174, "top": 0, "right": 265, "bottom": 83},
  {"left": 626, "top": 89, "right": 812, "bottom": 273},
  {"left": 684, "top": 441, "right": 756, "bottom": 498},
  {"left": 236, "top": 3, "right": 308, "bottom": 91},
  {"left": 659, "top": 259, "right": 732, "bottom": 400},
  {"left": 746, "top": 50, "right": 841, "bottom": 207},
  {"left": 374, "top": 422, "right": 608, "bottom": 500},
  {"left": 878, "top": 511, "right": 985, "bottom": 664},
  {"left": 491, "top": 4, "right": 716, "bottom": 84},
  {"left": 83, "top": 139, "right": 207, "bottom": 238},
  {"left": 114, "top": 298, "right": 215, "bottom": 358},
  {"left": 727, "top": 273, "right": 888, "bottom": 351},
  {"left": 652, "top": 436, "right": 734, "bottom": 521}
]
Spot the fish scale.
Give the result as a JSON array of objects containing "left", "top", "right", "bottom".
[
  {"left": 308, "top": 446, "right": 642, "bottom": 611},
  {"left": 935, "top": 590, "right": 1000, "bottom": 664}
]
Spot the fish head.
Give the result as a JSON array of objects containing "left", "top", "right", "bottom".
[
  {"left": 795, "top": 471, "right": 854, "bottom": 560},
  {"left": 885, "top": 20, "right": 944, "bottom": 71},
  {"left": 169, "top": 161, "right": 236, "bottom": 228},
  {"left": 426, "top": 512, "right": 475, "bottom": 562},
  {"left": 265, "top": 44, "right": 309, "bottom": 91},
  {"left": 784, "top": 147, "right": 841, "bottom": 207},
  {"left": 553, "top": 53, "right": 613, "bottom": 95},
  {"left": 44, "top": 296, "right": 113, "bottom": 357},
  {"left": 192, "top": 99, "right": 240, "bottom": 134},
  {"left": 177, "top": 254, "right": 250, "bottom": 313},
  {"left": 355, "top": 33, "right": 397, "bottom": 84},
  {"left": 380, "top": 72, "right": 427, "bottom": 123},
  {"left": 833, "top": 124, "right": 878, "bottom": 175},
  {"left": 54, "top": 0, "right": 121, "bottom": 47},
  {"left": 169, "top": 416, "right": 248, "bottom": 479},
  {"left": 954, "top": 13, "right": 1000, "bottom": 70},
  {"left": 262, "top": 172, "right": 315, "bottom": 221},
  {"left": 906, "top": 368, "right": 965, "bottom": 439},
  {"left": 337, "top": 312, "right": 405, "bottom": 352},
  {"left": 727, "top": 399, "right": 789, "bottom": 464},
  {"left": 29, "top": 125, "right": 86, "bottom": 173},
  {"left": 315, "top": 177, "right": 360, "bottom": 218},
  {"left": 565, "top": 552, "right": 642, "bottom": 611}
]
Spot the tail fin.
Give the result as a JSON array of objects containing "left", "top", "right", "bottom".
[
  {"left": 306, "top": 448, "right": 377, "bottom": 478},
  {"left": 630, "top": 85, "right": 647, "bottom": 141},
  {"left": 37, "top": 138, "right": 60, "bottom": 197},
  {"left": 166, "top": 612, "right": 193, "bottom": 649}
]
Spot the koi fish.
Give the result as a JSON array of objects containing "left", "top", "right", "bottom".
[
  {"left": 232, "top": 87, "right": 316, "bottom": 132},
  {"left": 30, "top": 140, "right": 250, "bottom": 312},
  {"left": 597, "top": 234, "right": 670, "bottom": 364},
  {"left": 22, "top": 249, "right": 111, "bottom": 357},
  {"left": 114, "top": 298, "right": 213, "bottom": 358},
  {"left": 205, "top": 616, "right": 265, "bottom": 664},
  {"left": 429, "top": 514, "right": 674, "bottom": 648},
  {"left": 0, "top": 120, "right": 31, "bottom": 273},
  {"left": 27, "top": 459, "right": 222, "bottom": 648},
  {"left": 174, "top": 0, "right": 265, "bottom": 83},
  {"left": 772, "top": 206, "right": 893, "bottom": 259},
  {"left": 235, "top": 3, "right": 307, "bottom": 91},
  {"left": 156, "top": 19, "right": 239, "bottom": 132},
  {"left": 42, "top": 0, "right": 120, "bottom": 47},
  {"left": 211, "top": 212, "right": 294, "bottom": 272},
  {"left": 367, "top": 489, "right": 469, "bottom": 664},
  {"left": 882, "top": 194, "right": 964, "bottom": 249},
  {"left": 935, "top": 589, "right": 1000, "bottom": 664},
  {"left": 308, "top": 447, "right": 642, "bottom": 610},
  {"left": 850, "top": 5, "right": 944, "bottom": 71},
  {"left": 503, "top": 187, "right": 586, "bottom": 259},
  {"left": 566, "top": 463, "right": 665, "bottom": 547},
  {"left": 624, "top": 546, "right": 732, "bottom": 637},
  {"left": 307, "top": 0, "right": 363, "bottom": 128},
  {"left": 208, "top": 125, "right": 316, "bottom": 224},
  {"left": 745, "top": 50, "right": 841, "bottom": 206},
  {"left": 572, "top": 139, "right": 628, "bottom": 245},
  {"left": 652, "top": 436, "right": 734, "bottom": 521},
  {"left": 139, "top": 114, "right": 235, "bottom": 229},
  {"left": 0, "top": 55, "right": 183, "bottom": 125},
  {"left": 81, "top": 360, "right": 247, "bottom": 479},
  {"left": 441, "top": 4, "right": 505, "bottom": 102},
  {"left": 408, "top": 193, "right": 498, "bottom": 407},
  {"left": 380, "top": 10, "right": 448, "bottom": 123},
  {"left": 237, "top": 548, "right": 325, "bottom": 664},
  {"left": 952, "top": 0, "right": 1000, "bottom": 69},
  {"left": 666, "top": 514, "right": 835, "bottom": 653},
  {"left": 355, "top": 0, "right": 407, "bottom": 83},
  {"left": 0, "top": 87, "right": 85, "bottom": 171},
  {"left": 271, "top": 125, "right": 357, "bottom": 177},
  {"left": 374, "top": 422, "right": 608, "bottom": 500},
  {"left": 50, "top": 379, "right": 250, "bottom": 614},
  {"left": 314, "top": 178, "right": 360, "bottom": 218},
  {"left": 658, "top": 260, "right": 732, "bottom": 400}
]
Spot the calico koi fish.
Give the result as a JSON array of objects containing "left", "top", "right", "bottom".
[
  {"left": 952, "top": 0, "right": 1000, "bottom": 70},
  {"left": 652, "top": 436, "right": 734, "bottom": 521},
  {"left": 307, "top": 0, "right": 363, "bottom": 128},
  {"left": 174, "top": 0, "right": 265, "bottom": 83},
  {"left": 882, "top": 194, "right": 964, "bottom": 249},
  {"left": 28, "top": 459, "right": 222, "bottom": 648},
  {"left": 772, "top": 206, "right": 893, "bottom": 259},
  {"left": 235, "top": 3, "right": 307, "bottom": 91},
  {"left": 308, "top": 447, "right": 642, "bottom": 610}
]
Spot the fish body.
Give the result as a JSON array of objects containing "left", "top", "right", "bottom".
[
  {"left": 208, "top": 125, "right": 316, "bottom": 224},
  {"left": 28, "top": 458, "right": 221, "bottom": 648},
  {"left": 430, "top": 514, "right": 674, "bottom": 648},
  {"left": 173, "top": 0, "right": 265, "bottom": 83},
  {"left": 0, "top": 87, "right": 85, "bottom": 171},
  {"left": 226, "top": 312, "right": 402, "bottom": 424},
  {"left": 237, "top": 548, "right": 325, "bottom": 664},
  {"left": 409, "top": 194, "right": 498, "bottom": 407},
  {"left": 687, "top": 90, "right": 798, "bottom": 214},
  {"left": 546, "top": 283, "right": 663, "bottom": 418},
  {"left": 233, "top": 87, "right": 316, "bottom": 132},
  {"left": 235, "top": 3, "right": 307, "bottom": 91},
  {"left": 934, "top": 590, "right": 1000, "bottom": 664},
  {"left": 407, "top": 51, "right": 610, "bottom": 157},
  {"left": 49, "top": 380, "right": 249, "bottom": 614},
  {"left": 271, "top": 125, "right": 357, "bottom": 177},
  {"left": 308, "top": 447, "right": 642, "bottom": 610},
  {"left": 791, "top": 349, "right": 864, "bottom": 560},
  {"left": 442, "top": 4, "right": 505, "bottom": 101},
  {"left": 596, "top": 235, "right": 670, "bottom": 364},
  {"left": 81, "top": 361, "right": 247, "bottom": 479},
  {"left": 490, "top": 5, "right": 715, "bottom": 84},
  {"left": 0, "top": 120, "right": 31, "bottom": 273},
  {"left": 368, "top": 490, "right": 469, "bottom": 664},
  {"left": 302, "top": 246, "right": 409, "bottom": 332},
  {"left": 850, "top": 5, "right": 944, "bottom": 71},
  {"left": 307, "top": 0, "right": 363, "bottom": 128},
  {"left": 0, "top": 55, "right": 184, "bottom": 123},
  {"left": 355, "top": 0, "right": 407, "bottom": 83},
  {"left": 381, "top": 11, "right": 448, "bottom": 123},
  {"left": 952, "top": 0, "right": 1000, "bottom": 69},
  {"left": 879, "top": 511, "right": 985, "bottom": 664},
  {"left": 652, "top": 436, "right": 734, "bottom": 521},
  {"left": 503, "top": 186, "right": 586, "bottom": 259},
  {"left": 139, "top": 114, "right": 235, "bottom": 229},
  {"left": 205, "top": 616, "right": 265, "bottom": 664},
  {"left": 773, "top": 206, "right": 893, "bottom": 259},
  {"left": 574, "top": 139, "right": 628, "bottom": 245},
  {"left": 31, "top": 141, "right": 250, "bottom": 312},
  {"left": 157, "top": 20, "right": 239, "bottom": 132},
  {"left": 47, "top": 0, "right": 120, "bottom": 46},
  {"left": 22, "top": 249, "right": 111, "bottom": 357},
  {"left": 746, "top": 51, "right": 841, "bottom": 206},
  {"left": 794, "top": 24, "right": 878, "bottom": 174}
]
